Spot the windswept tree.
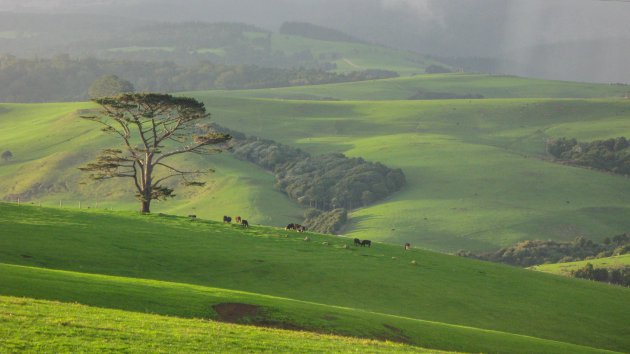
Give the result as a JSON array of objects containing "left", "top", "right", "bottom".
[{"left": 80, "top": 93, "right": 230, "bottom": 213}]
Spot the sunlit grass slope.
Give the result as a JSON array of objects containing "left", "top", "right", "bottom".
[
  {"left": 0, "top": 266, "right": 614, "bottom": 354},
  {"left": 0, "top": 103, "right": 303, "bottom": 225},
  {"left": 0, "top": 296, "right": 432, "bottom": 353},
  {"left": 1, "top": 203, "right": 628, "bottom": 352},
  {"left": 532, "top": 254, "right": 630, "bottom": 275}
]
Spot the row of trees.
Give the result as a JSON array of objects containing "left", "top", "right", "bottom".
[
  {"left": 546, "top": 137, "right": 630, "bottom": 175},
  {"left": 458, "top": 234, "right": 630, "bottom": 267},
  {"left": 571, "top": 264, "right": 630, "bottom": 287},
  {"left": 0, "top": 55, "right": 397, "bottom": 102}
]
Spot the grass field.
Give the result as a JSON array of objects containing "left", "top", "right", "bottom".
[
  {"left": 269, "top": 33, "right": 439, "bottom": 75},
  {"left": 189, "top": 84, "right": 630, "bottom": 252},
  {"left": 2, "top": 74, "right": 630, "bottom": 252},
  {"left": 1, "top": 203, "right": 629, "bottom": 353},
  {"left": 532, "top": 254, "right": 630, "bottom": 275},
  {"left": 0, "top": 295, "right": 432, "bottom": 353}
]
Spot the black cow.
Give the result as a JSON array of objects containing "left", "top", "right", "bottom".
[
  {"left": 223, "top": 215, "right": 232, "bottom": 223},
  {"left": 285, "top": 223, "right": 295, "bottom": 230},
  {"left": 353, "top": 238, "right": 361, "bottom": 246},
  {"left": 360, "top": 240, "right": 371, "bottom": 247},
  {"left": 241, "top": 219, "right": 249, "bottom": 228}
]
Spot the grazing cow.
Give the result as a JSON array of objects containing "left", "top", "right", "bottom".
[
  {"left": 405, "top": 243, "right": 411, "bottom": 250},
  {"left": 297, "top": 225, "right": 307, "bottom": 232},
  {"left": 294, "top": 224, "right": 304, "bottom": 232},
  {"left": 223, "top": 215, "right": 232, "bottom": 223},
  {"left": 353, "top": 238, "right": 361, "bottom": 246},
  {"left": 236, "top": 216, "right": 242, "bottom": 224},
  {"left": 241, "top": 219, "right": 249, "bottom": 228},
  {"left": 360, "top": 240, "right": 371, "bottom": 247},
  {"left": 188, "top": 214, "right": 197, "bottom": 221},
  {"left": 285, "top": 223, "right": 295, "bottom": 230}
]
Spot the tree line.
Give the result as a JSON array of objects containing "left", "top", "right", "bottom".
[
  {"left": 571, "top": 263, "right": 630, "bottom": 287},
  {"left": 546, "top": 137, "right": 630, "bottom": 175},
  {"left": 457, "top": 234, "right": 630, "bottom": 267},
  {"left": 207, "top": 124, "right": 406, "bottom": 233},
  {"left": 0, "top": 54, "right": 397, "bottom": 102}
]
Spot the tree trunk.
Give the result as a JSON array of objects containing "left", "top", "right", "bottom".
[{"left": 141, "top": 200, "right": 151, "bottom": 214}]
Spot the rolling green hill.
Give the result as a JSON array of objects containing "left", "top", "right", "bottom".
[
  {"left": 0, "top": 295, "right": 431, "bottom": 353},
  {"left": 1, "top": 203, "right": 628, "bottom": 353},
  {"left": 532, "top": 254, "right": 630, "bottom": 275},
  {"left": 200, "top": 73, "right": 630, "bottom": 100},
  {"left": 2, "top": 74, "right": 630, "bottom": 252}
]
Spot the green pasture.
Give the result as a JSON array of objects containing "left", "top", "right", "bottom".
[
  {"left": 0, "top": 103, "right": 303, "bottom": 226},
  {"left": 532, "top": 254, "right": 630, "bottom": 275},
  {"left": 187, "top": 90, "right": 630, "bottom": 251},
  {"left": 203, "top": 73, "right": 630, "bottom": 100},
  {"left": 270, "top": 34, "right": 437, "bottom": 75},
  {"left": 0, "top": 203, "right": 628, "bottom": 352},
  {"left": 0, "top": 296, "right": 432, "bottom": 353},
  {"left": 3, "top": 74, "right": 630, "bottom": 252}
]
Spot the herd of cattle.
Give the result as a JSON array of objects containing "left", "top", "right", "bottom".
[
  {"left": 223, "top": 215, "right": 249, "bottom": 227},
  {"left": 216, "top": 215, "right": 412, "bottom": 250}
]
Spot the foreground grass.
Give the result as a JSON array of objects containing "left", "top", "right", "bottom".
[
  {"left": 532, "top": 254, "right": 630, "bottom": 275},
  {"left": 1, "top": 203, "right": 629, "bottom": 352},
  {"left": 0, "top": 265, "right": 615, "bottom": 354},
  {"left": 0, "top": 296, "right": 431, "bottom": 353}
]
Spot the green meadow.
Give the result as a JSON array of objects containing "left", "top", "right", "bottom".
[
  {"left": 1, "top": 203, "right": 628, "bottom": 353},
  {"left": 0, "top": 296, "right": 431, "bottom": 353},
  {"left": 2, "top": 74, "right": 630, "bottom": 252}
]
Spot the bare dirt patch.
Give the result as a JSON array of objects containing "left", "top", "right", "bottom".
[{"left": 212, "top": 303, "right": 259, "bottom": 322}]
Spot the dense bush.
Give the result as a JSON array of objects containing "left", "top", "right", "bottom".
[
  {"left": 546, "top": 137, "right": 630, "bottom": 175},
  {"left": 572, "top": 263, "right": 630, "bottom": 287},
  {"left": 229, "top": 136, "right": 405, "bottom": 211},
  {"left": 458, "top": 234, "right": 630, "bottom": 267},
  {"left": 303, "top": 208, "right": 348, "bottom": 234}
]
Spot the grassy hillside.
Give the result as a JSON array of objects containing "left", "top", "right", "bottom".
[
  {"left": 0, "top": 296, "right": 430, "bottom": 353},
  {"left": 532, "top": 254, "right": 630, "bottom": 275},
  {"left": 0, "top": 103, "right": 303, "bottom": 226},
  {"left": 268, "top": 33, "right": 438, "bottom": 75},
  {"left": 0, "top": 203, "right": 628, "bottom": 353},
  {"left": 189, "top": 85, "right": 630, "bottom": 251},
  {"left": 203, "top": 73, "right": 630, "bottom": 100},
  {"left": 2, "top": 74, "right": 630, "bottom": 252}
]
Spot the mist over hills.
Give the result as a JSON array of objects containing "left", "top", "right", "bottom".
[{"left": 1, "top": 0, "right": 629, "bottom": 83}]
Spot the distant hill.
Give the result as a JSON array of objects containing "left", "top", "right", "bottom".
[{"left": 279, "top": 21, "right": 365, "bottom": 44}]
